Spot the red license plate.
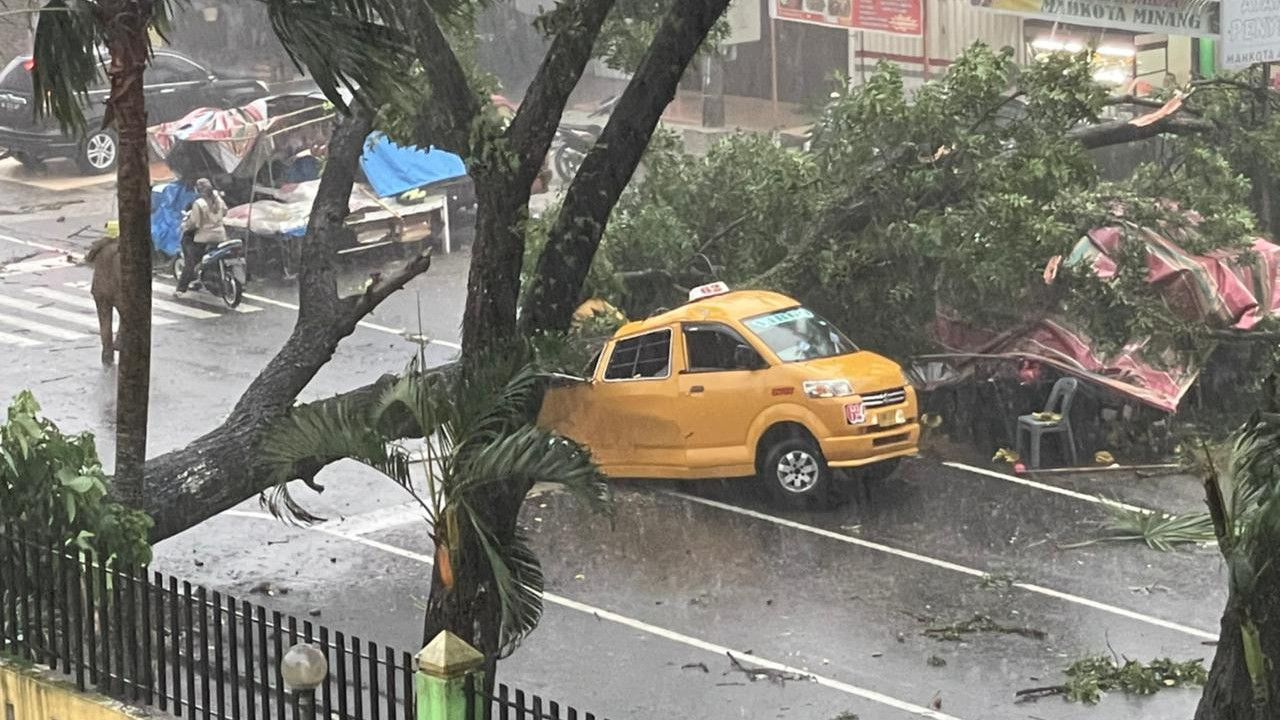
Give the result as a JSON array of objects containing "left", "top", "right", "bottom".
[{"left": 844, "top": 402, "right": 865, "bottom": 425}]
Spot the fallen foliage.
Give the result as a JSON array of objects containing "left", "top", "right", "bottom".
[{"left": 1016, "top": 655, "right": 1207, "bottom": 704}]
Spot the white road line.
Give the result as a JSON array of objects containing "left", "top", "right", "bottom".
[
  {"left": 0, "top": 311, "right": 89, "bottom": 339},
  {"left": 0, "top": 293, "right": 179, "bottom": 327},
  {"left": 0, "top": 232, "right": 68, "bottom": 255},
  {"left": 221, "top": 509, "right": 959, "bottom": 720},
  {"left": 1, "top": 255, "right": 75, "bottom": 276},
  {"left": 0, "top": 329, "right": 40, "bottom": 347},
  {"left": 942, "top": 461, "right": 1153, "bottom": 515},
  {"left": 151, "top": 281, "right": 263, "bottom": 314},
  {"left": 665, "top": 491, "right": 1218, "bottom": 642},
  {"left": 235, "top": 290, "right": 462, "bottom": 350},
  {"left": 27, "top": 286, "right": 207, "bottom": 322}
]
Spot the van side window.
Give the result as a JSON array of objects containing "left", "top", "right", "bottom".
[
  {"left": 604, "top": 329, "right": 671, "bottom": 380},
  {"left": 684, "top": 323, "right": 762, "bottom": 372}
]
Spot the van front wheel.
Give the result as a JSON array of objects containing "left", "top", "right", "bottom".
[{"left": 759, "top": 436, "right": 836, "bottom": 508}]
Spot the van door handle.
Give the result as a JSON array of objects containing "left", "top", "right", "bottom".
[{"left": 689, "top": 385, "right": 704, "bottom": 394}]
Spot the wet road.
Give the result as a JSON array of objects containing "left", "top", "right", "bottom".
[{"left": 0, "top": 196, "right": 1226, "bottom": 720}]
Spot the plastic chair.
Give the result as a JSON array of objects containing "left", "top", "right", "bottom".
[{"left": 1016, "top": 377, "right": 1079, "bottom": 469}]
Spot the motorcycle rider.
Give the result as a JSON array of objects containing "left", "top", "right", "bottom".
[{"left": 175, "top": 178, "right": 228, "bottom": 295}]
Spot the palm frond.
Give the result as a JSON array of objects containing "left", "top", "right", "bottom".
[
  {"left": 469, "top": 518, "right": 544, "bottom": 658},
  {"left": 259, "top": 398, "right": 414, "bottom": 523},
  {"left": 457, "top": 424, "right": 611, "bottom": 514},
  {"left": 31, "top": 0, "right": 102, "bottom": 132}
]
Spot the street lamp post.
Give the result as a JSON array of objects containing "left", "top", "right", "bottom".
[{"left": 280, "top": 643, "right": 328, "bottom": 720}]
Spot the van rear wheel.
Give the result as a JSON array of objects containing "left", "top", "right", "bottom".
[{"left": 759, "top": 436, "right": 836, "bottom": 508}]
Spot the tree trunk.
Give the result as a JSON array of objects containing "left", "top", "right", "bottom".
[
  {"left": 106, "top": 3, "right": 153, "bottom": 509},
  {"left": 521, "top": 0, "right": 735, "bottom": 335},
  {"left": 1195, "top": 581, "right": 1280, "bottom": 719},
  {"left": 460, "top": 176, "right": 532, "bottom": 358}
]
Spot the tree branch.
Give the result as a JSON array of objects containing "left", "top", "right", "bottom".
[
  {"left": 521, "top": 0, "right": 734, "bottom": 334},
  {"left": 343, "top": 250, "right": 435, "bottom": 323},
  {"left": 1068, "top": 113, "right": 1216, "bottom": 149},
  {"left": 505, "top": 0, "right": 619, "bottom": 185},
  {"left": 393, "top": 3, "right": 481, "bottom": 154}
]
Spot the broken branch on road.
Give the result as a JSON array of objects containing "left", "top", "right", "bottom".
[
  {"left": 724, "top": 653, "right": 812, "bottom": 685},
  {"left": 924, "top": 614, "right": 1047, "bottom": 642}
]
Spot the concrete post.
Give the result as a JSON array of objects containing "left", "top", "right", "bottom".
[{"left": 415, "top": 631, "right": 486, "bottom": 720}]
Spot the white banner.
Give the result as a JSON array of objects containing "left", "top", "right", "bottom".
[{"left": 1221, "top": 0, "right": 1280, "bottom": 69}]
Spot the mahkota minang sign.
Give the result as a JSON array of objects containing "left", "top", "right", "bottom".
[{"left": 970, "top": 0, "right": 1219, "bottom": 37}]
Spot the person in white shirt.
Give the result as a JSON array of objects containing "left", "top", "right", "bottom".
[{"left": 175, "top": 178, "right": 228, "bottom": 295}]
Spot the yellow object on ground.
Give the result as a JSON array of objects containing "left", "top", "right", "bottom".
[
  {"left": 104, "top": 220, "right": 119, "bottom": 238},
  {"left": 541, "top": 288, "right": 919, "bottom": 481},
  {"left": 0, "top": 659, "right": 146, "bottom": 720}
]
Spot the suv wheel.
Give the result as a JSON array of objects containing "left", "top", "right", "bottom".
[
  {"left": 759, "top": 435, "right": 835, "bottom": 508},
  {"left": 76, "top": 129, "right": 118, "bottom": 174}
]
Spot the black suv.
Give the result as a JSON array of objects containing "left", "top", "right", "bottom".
[{"left": 0, "top": 50, "right": 268, "bottom": 174}]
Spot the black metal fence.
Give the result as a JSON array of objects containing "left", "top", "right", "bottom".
[{"left": 0, "top": 526, "right": 606, "bottom": 720}]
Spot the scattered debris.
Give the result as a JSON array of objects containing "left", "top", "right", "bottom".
[
  {"left": 724, "top": 653, "right": 812, "bottom": 686},
  {"left": 1015, "top": 656, "right": 1207, "bottom": 704},
  {"left": 681, "top": 662, "right": 709, "bottom": 673},
  {"left": 927, "top": 655, "right": 947, "bottom": 667},
  {"left": 924, "top": 614, "right": 1046, "bottom": 641},
  {"left": 1128, "top": 583, "right": 1172, "bottom": 595},
  {"left": 870, "top": 652, "right": 882, "bottom": 658},
  {"left": 978, "top": 571, "right": 1019, "bottom": 591},
  {"left": 1063, "top": 506, "right": 1216, "bottom": 552},
  {"left": 896, "top": 632, "right": 906, "bottom": 643},
  {"left": 930, "top": 692, "right": 943, "bottom": 710},
  {"left": 308, "top": 608, "right": 321, "bottom": 617},
  {"left": 830, "top": 713, "right": 860, "bottom": 720},
  {"left": 840, "top": 524, "right": 862, "bottom": 535}
]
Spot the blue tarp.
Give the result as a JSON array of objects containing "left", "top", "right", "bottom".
[
  {"left": 359, "top": 134, "right": 467, "bottom": 198},
  {"left": 151, "top": 183, "right": 197, "bottom": 257}
]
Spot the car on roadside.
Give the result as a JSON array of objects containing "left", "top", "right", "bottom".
[
  {"left": 538, "top": 283, "right": 920, "bottom": 506},
  {"left": 0, "top": 49, "right": 268, "bottom": 175}
]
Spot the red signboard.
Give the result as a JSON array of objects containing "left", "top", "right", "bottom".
[{"left": 771, "top": 0, "right": 923, "bottom": 37}]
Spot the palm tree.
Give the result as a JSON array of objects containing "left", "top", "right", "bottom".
[
  {"left": 1195, "top": 380, "right": 1280, "bottom": 719},
  {"left": 28, "top": 0, "right": 414, "bottom": 508},
  {"left": 260, "top": 356, "right": 611, "bottom": 661}
]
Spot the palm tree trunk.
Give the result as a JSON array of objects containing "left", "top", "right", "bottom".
[
  {"left": 1195, "top": 566, "right": 1280, "bottom": 719},
  {"left": 105, "top": 1, "right": 153, "bottom": 508}
]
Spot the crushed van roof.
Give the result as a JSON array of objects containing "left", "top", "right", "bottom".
[{"left": 614, "top": 290, "right": 799, "bottom": 337}]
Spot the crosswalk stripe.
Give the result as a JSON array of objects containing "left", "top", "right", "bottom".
[
  {"left": 0, "top": 312, "right": 87, "bottom": 339},
  {"left": 0, "top": 255, "right": 75, "bottom": 276},
  {"left": 28, "top": 286, "right": 215, "bottom": 321},
  {"left": 0, "top": 329, "right": 41, "bottom": 347},
  {"left": 151, "top": 281, "right": 261, "bottom": 313},
  {"left": 0, "top": 294, "right": 175, "bottom": 328}
]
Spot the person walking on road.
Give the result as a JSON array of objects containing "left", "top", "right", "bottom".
[{"left": 175, "top": 178, "right": 228, "bottom": 295}]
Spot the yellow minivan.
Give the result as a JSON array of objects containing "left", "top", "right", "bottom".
[{"left": 539, "top": 284, "right": 920, "bottom": 505}]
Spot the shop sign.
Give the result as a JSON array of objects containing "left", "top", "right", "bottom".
[
  {"left": 771, "top": 0, "right": 924, "bottom": 38},
  {"left": 969, "top": 0, "right": 1219, "bottom": 38},
  {"left": 1221, "top": 0, "right": 1280, "bottom": 69}
]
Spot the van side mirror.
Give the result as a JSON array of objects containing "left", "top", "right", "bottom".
[{"left": 734, "top": 345, "right": 765, "bottom": 371}]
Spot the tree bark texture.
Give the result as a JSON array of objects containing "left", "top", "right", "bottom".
[
  {"left": 1195, "top": 582, "right": 1280, "bottom": 720},
  {"left": 104, "top": 0, "right": 153, "bottom": 509},
  {"left": 460, "top": 0, "right": 619, "bottom": 357},
  {"left": 521, "top": 0, "right": 735, "bottom": 335}
]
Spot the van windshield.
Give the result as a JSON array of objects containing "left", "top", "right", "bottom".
[{"left": 742, "top": 306, "right": 858, "bottom": 362}]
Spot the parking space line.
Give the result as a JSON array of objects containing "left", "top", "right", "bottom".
[
  {"left": 665, "top": 491, "right": 1218, "bottom": 642},
  {"left": 942, "top": 461, "right": 1153, "bottom": 515},
  {"left": 0, "top": 232, "right": 69, "bottom": 255},
  {"left": 222, "top": 509, "right": 959, "bottom": 720}
]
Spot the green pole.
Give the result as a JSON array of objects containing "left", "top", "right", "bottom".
[{"left": 415, "top": 631, "right": 486, "bottom": 720}]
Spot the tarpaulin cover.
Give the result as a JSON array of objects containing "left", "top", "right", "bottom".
[
  {"left": 359, "top": 133, "right": 467, "bottom": 198},
  {"left": 936, "top": 223, "right": 1280, "bottom": 413},
  {"left": 150, "top": 182, "right": 198, "bottom": 257},
  {"left": 147, "top": 100, "right": 271, "bottom": 173},
  {"left": 222, "top": 181, "right": 383, "bottom": 237}
]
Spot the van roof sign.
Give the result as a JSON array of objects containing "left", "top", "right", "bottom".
[{"left": 688, "top": 282, "right": 730, "bottom": 302}]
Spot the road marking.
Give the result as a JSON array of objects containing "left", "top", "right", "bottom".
[
  {"left": 0, "top": 310, "right": 90, "bottom": 339},
  {"left": 942, "top": 461, "right": 1153, "bottom": 515},
  {"left": 222, "top": 509, "right": 959, "bottom": 720},
  {"left": 0, "top": 293, "right": 178, "bottom": 327},
  {"left": 665, "top": 491, "right": 1218, "bottom": 642},
  {"left": 238, "top": 285, "right": 463, "bottom": 348},
  {"left": 1, "top": 255, "right": 75, "bottom": 276},
  {"left": 150, "top": 280, "right": 263, "bottom": 313},
  {"left": 27, "top": 286, "right": 211, "bottom": 322},
  {"left": 0, "top": 329, "right": 40, "bottom": 347},
  {"left": 0, "top": 232, "right": 68, "bottom": 255},
  {"left": 66, "top": 281, "right": 226, "bottom": 319}
]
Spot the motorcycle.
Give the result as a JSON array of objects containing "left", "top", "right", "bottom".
[
  {"left": 172, "top": 238, "right": 248, "bottom": 308},
  {"left": 552, "top": 95, "right": 618, "bottom": 180}
]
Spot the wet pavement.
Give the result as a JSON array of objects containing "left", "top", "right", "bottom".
[{"left": 0, "top": 181, "right": 1226, "bottom": 720}]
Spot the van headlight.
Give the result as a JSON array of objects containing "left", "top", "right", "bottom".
[{"left": 803, "top": 379, "right": 854, "bottom": 398}]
